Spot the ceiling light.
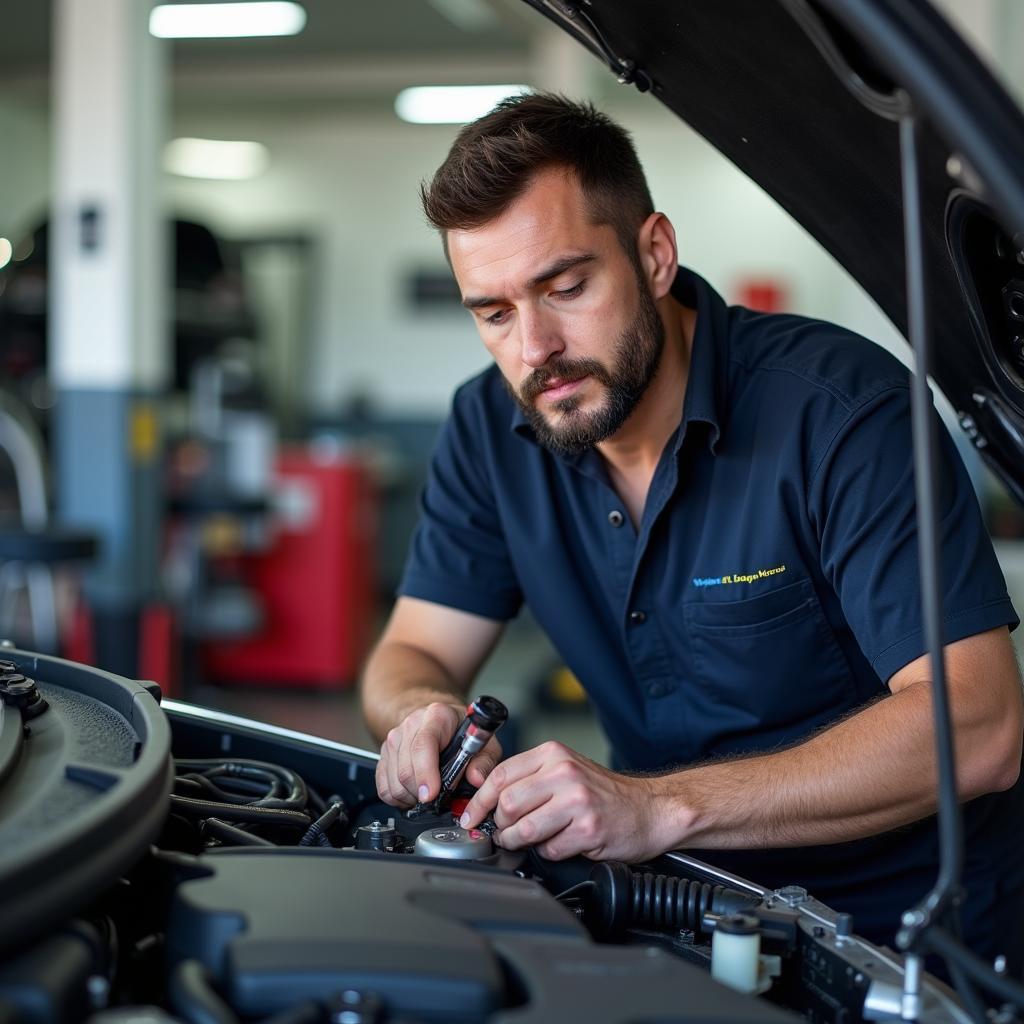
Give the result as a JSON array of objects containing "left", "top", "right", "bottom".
[
  {"left": 426, "top": 0, "right": 500, "bottom": 32},
  {"left": 164, "top": 138, "right": 270, "bottom": 180},
  {"left": 150, "top": 2, "right": 306, "bottom": 39},
  {"left": 0, "top": 238, "right": 11, "bottom": 270},
  {"left": 395, "top": 85, "right": 531, "bottom": 125}
]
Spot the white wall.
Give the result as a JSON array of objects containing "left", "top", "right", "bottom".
[
  {"left": 166, "top": 111, "right": 487, "bottom": 417},
  {"left": 0, "top": 97, "right": 51, "bottom": 241},
  {"left": 2, "top": 0, "right": 1020, "bottom": 418},
  {"left": 165, "top": 100, "right": 911, "bottom": 419},
  {"left": 1, "top": 92, "right": 910, "bottom": 418}
]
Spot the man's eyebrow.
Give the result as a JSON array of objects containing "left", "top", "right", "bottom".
[
  {"left": 461, "top": 253, "right": 596, "bottom": 311},
  {"left": 462, "top": 293, "right": 502, "bottom": 311},
  {"left": 528, "top": 253, "right": 595, "bottom": 288}
]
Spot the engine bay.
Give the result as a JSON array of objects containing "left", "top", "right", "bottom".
[{"left": 0, "top": 650, "right": 970, "bottom": 1024}]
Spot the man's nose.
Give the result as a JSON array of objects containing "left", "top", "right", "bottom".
[{"left": 519, "top": 307, "right": 565, "bottom": 368}]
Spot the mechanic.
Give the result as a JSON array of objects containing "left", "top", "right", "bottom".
[{"left": 360, "top": 93, "right": 1024, "bottom": 965}]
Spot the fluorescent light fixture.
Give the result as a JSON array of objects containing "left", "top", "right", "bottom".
[
  {"left": 426, "top": 0, "right": 500, "bottom": 32},
  {"left": 0, "top": 238, "right": 11, "bottom": 270},
  {"left": 395, "top": 85, "right": 531, "bottom": 125},
  {"left": 164, "top": 138, "right": 270, "bottom": 180},
  {"left": 150, "top": 2, "right": 306, "bottom": 39}
]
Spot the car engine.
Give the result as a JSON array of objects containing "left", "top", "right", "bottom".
[{"left": 0, "top": 650, "right": 970, "bottom": 1024}]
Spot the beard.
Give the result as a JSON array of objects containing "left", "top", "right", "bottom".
[{"left": 507, "top": 279, "right": 666, "bottom": 455}]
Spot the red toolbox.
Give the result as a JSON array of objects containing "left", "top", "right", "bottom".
[{"left": 203, "top": 446, "right": 377, "bottom": 688}]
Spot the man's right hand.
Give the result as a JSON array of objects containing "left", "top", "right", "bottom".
[{"left": 375, "top": 700, "right": 504, "bottom": 808}]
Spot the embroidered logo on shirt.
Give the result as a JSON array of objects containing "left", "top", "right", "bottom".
[{"left": 692, "top": 564, "right": 787, "bottom": 587}]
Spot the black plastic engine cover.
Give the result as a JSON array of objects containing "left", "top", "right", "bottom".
[
  {"left": 165, "top": 847, "right": 587, "bottom": 1021},
  {"left": 165, "top": 847, "right": 800, "bottom": 1023}
]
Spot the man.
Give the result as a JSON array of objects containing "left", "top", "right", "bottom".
[{"left": 360, "top": 93, "right": 1024, "bottom": 961}]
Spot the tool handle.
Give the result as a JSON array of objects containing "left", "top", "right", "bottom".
[
  {"left": 437, "top": 696, "right": 508, "bottom": 796},
  {"left": 438, "top": 696, "right": 508, "bottom": 767}
]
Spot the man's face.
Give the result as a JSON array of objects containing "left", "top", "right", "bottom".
[{"left": 448, "top": 167, "right": 665, "bottom": 454}]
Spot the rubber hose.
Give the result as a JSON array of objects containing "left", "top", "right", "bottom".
[
  {"left": 305, "top": 787, "right": 327, "bottom": 815},
  {"left": 589, "top": 862, "right": 760, "bottom": 936},
  {"left": 182, "top": 772, "right": 300, "bottom": 808},
  {"left": 169, "top": 960, "right": 239, "bottom": 1024},
  {"left": 201, "top": 766, "right": 286, "bottom": 799},
  {"left": 173, "top": 776, "right": 207, "bottom": 796},
  {"left": 177, "top": 759, "right": 305, "bottom": 801},
  {"left": 170, "top": 795, "right": 311, "bottom": 828},
  {"left": 175, "top": 759, "right": 307, "bottom": 810},
  {"left": 202, "top": 817, "right": 276, "bottom": 848},
  {"left": 181, "top": 774, "right": 265, "bottom": 805}
]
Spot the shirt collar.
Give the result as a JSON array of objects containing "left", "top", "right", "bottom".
[
  {"left": 673, "top": 265, "right": 728, "bottom": 454},
  {"left": 510, "top": 264, "right": 729, "bottom": 458}
]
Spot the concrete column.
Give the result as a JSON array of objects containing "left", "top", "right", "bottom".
[{"left": 50, "top": 0, "right": 168, "bottom": 676}]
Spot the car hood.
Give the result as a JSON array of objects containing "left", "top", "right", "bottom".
[{"left": 520, "top": 0, "right": 1024, "bottom": 501}]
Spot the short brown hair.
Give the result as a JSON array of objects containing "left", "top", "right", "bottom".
[{"left": 421, "top": 92, "right": 654, "bottom": 261}]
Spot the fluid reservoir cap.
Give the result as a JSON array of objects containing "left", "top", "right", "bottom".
[
  {"left": 414, "top": 825, "right": 492, "bottom": 860},
  {"left": 716, "top": 913, "right": 760, "bottom": 935},
  {"left": 773, "top": 885, "right": 809, "bottom": 907}
]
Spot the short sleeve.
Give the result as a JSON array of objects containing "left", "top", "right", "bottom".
[
  {"left": 808, "top": 384, "right": 1018, "bottom": 683},
  {"left": 397, "top": 385, "right": 523, "bottom": 621}
]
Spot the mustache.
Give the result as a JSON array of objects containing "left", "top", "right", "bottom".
[{"left": 519, "top": 358, "right": 610, "bottom": 402}]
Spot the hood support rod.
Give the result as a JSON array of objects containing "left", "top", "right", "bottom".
[{"left": 895, "top": 103, "right": 1024, "bottom": 1023}]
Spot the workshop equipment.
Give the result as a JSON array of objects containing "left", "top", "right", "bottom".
[{"left": 203, "top": 446, "right": 376, "bottom": 688}]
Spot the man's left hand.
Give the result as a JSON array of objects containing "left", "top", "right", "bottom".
[{"left": 458, "top": 740, "right": 672, "bottom": 861}]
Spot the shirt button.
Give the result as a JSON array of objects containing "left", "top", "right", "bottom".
[
  {"left": 607, "top": 510, "right": 624, "bottom": 527},
  {"left": 648, "top": 682, "right": 667, "bottom": 698},
  {"left": 629, "top": 610, "right": 647, "bottom": 624}
]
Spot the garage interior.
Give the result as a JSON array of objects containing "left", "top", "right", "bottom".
[{"left": 0, "top": 0, "right": 1022, "bottom": 767}]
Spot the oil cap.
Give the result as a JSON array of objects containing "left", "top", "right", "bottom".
[{"left": 414, "top": 825, "right": 492, "bottom": 860}]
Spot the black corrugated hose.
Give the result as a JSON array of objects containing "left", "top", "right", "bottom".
[
  {"left": 298, "top": 800, "right": 348, "bottom": 848},
  {"left": 169, "top": 794, "right": 312, "bottom": 828}
]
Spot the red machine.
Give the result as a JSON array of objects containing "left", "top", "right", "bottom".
[{"left": 203, "top": 447, "right": 377, "bottom": 689}]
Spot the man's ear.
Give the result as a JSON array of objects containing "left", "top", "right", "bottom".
[{"left": 636, "top": 212, "right": 678, "bottom": 300}]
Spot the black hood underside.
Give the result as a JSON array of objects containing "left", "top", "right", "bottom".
[{"left": 521, "top": 0, "right": 1024, "bottom": 502}]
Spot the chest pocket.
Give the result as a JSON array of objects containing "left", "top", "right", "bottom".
[{"left": 682, "top": 576, "right": 853, "bottom": 753}]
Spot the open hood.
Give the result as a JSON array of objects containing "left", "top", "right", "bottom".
[{"left": 520, "top": 0, "right": 1024, "bottom": 503}]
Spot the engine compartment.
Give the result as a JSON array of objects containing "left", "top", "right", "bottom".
[{"left": 0, "top": 651, "right": 969, "bottom": 1024}]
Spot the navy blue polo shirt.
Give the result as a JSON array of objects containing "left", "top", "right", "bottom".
[{"left": 399, "top": 267, "right": 1023, "bottom": 956}]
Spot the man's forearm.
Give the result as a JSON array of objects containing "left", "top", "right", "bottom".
[
  {"left": 652, "top": 675, "right": 1017, "bottom": 852},
  {"left": 360, "top": 641, "right": 468, "bottom": 743}
]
